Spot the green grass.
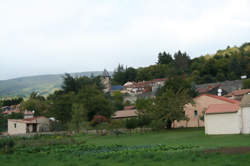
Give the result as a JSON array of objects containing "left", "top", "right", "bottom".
[
  {"left": 1, "top": 128, "right": 250, "bottom": 166},
  {"left": 84, "top": 128, "right": 250, "bottom": 148}
]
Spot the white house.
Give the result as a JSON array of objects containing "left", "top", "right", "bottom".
[{"left": 205, "top": 94, "right": 250, "bottom": 135}]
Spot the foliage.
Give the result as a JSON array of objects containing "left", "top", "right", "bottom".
[
  {"left": 157, "top": 51, "right": 173, "bottom": 65},
  {"left": 75, "top": 85, "right": 113, "bottom": 121},
  {"left": 112, "top": 43, "right": 250, "bottom": 85},
  {"left": 155, "top": 89, "right": 192, "bottom": 129},
  {"left": 0, "top": 97, "right": 23, "bottom": 106},
  {"left": 243, "top": 79, "right": 250, "bottom": 89},
  {"left": 125, "top": 118, "right": 138, "bottom": 132},
  {"left": 112, "top": 65, "right": 137, "bottom": 85},
  {"left": 156, "top": 76, "right": 198, "bottom": 97},
  {"left": 62, "top": 73, "right": 103, "bottom": 93},
  {"left": 111, "top": 91, "right": 124, "bottom": 111},
  {"left": 70, "top": 103, "right": 87, "bottom": 133},
  {"left": 20, "top": 98, "right": 48, "bottom": 116},
  {"left": 90, "top": 115, "right": 108, "bottom": 127},
  {"left": 0, "top": 138, "right": 15, "bottom": 154}
]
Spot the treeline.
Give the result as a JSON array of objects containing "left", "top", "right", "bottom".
[
  {"left": 113, "top": 43, "right": 250, "bottom": 85},
  {"left": 0, "top": 97, "right": 23, "bottom": 107}
]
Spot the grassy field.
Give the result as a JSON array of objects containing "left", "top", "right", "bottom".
[{"left": 1, "top": 128, "right": 250, "bottom": 166}]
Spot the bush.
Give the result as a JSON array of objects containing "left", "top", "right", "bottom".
[
  {"left": 125, "top": 118, "right": 138, "bottom": 134},
  {"left": 243, "top": 79, "right": 250, "bottom": 89},
  {"left": 0, "top": 138, "right": 15, "bottom": 154}
]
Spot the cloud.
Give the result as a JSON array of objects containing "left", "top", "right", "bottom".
[{"left": 0, "top": 0, "right": 250, "bottom": 80}]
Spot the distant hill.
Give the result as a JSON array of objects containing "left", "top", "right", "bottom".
[{"left": 0, "top": 71, "right": 106, "bottom": 98}]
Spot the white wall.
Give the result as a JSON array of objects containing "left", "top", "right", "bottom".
[
  {"left": 241, "top": 107, "right": 250, "bottom": 134},
  {"left": 8, "top": 120, "right": 27, "bottom": 135},
  {"left": 205, "top": 112, "right": 241, "bottom": 135}
]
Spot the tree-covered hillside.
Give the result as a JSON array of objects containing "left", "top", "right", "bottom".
[{"left": 112, "top": 43, "right": 250, "bottom": 85}]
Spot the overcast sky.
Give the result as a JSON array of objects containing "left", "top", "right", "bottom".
[{"left": 1, "top": 0, "right": 250, "bottom": 80}]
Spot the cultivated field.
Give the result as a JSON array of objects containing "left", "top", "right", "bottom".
[{"left": 1, "top": 128, "right": 250, "bottom": 166}]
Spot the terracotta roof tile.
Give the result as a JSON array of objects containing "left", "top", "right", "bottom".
[
  {"left": 225, "top": 89, "right": 250, "bottom": 97},
  {"left": 205, "top": 104, "right": 239, "bottom": 114},
  {"left": 197, "top": 94, "right": 240, "bottom": 104}
]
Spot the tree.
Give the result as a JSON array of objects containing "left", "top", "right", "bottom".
[
  {"left": 112, "top": 64, "right": 126, "bottom": 85},
  {"left": 173, "top": 50, "right": 191, "bottom": 73},
  {"left": 243, "top": 79, "right": 250, "bottom": 89},
  {"left": 125, "top": 67, "right": 137, "bottom": 82},
  {"left": 112, "top": 91, "right": 124, "bottom": 111},
  {"left": 29, "top": 92, "right": 45, "bottom": 101},
  {"left": 157, "top": 52, "right": 173, "bottom": 65},
  {"left": 125, "top": 118, "right": 138, "bottom": 134},
  {"left": 155, "top": 89, "right": 192, "bottom": 129},
  {"left": 48, "top": 92, "right": 75, "bottom": 124},
  {"left": 157, "top": 76, "right": 198, "bottom": 98},
  {"left": 20, "top": 98, "right": 48, "bottom": 116},
  {"left": 70, "top": 103, "right": 87, "bottom": 133},
  {"left": 75, "top": 85, "right": 113, "bottom": 121}
]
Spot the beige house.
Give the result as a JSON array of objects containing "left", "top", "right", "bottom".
[
  {"left": 172, "top": 94, "right": 240, "bottom": 128},
  {"left": 204, "top": 94, "right": 250, "bottom": 135},
  {"left": 8, "top": 116, "right": 50, "bottom": 135}
]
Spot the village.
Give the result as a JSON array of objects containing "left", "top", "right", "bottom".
[
  {"left": 1, "top": 1, "right": 250, "bottom": 165},
  {"left": 1, "top": 73, "right": 250, "bottom": 136}
]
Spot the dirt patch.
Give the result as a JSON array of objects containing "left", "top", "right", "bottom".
[{"left": 203, "top": 147, "right": 250, "bottom": 154}]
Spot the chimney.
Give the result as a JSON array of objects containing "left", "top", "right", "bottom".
[{"left": 217, "top": 89, "right": 222, "bottom": 96}]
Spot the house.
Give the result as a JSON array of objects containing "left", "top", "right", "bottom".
[
  {"left": 172, "top": 94, "right": 240, "bottom": 128},
  {"left": 8, "top": 116, "right": 50, "bottom": 135},
  {"left": 123, "top": 78, "right": 167, "bottom": 95},
  {"left": 204, "top": 94, "right": 250, "bottom": 135},
  {"left": 122, "top": 78, "right": 167, "bottom": 103},
  {"left": 1, "top": 105, "right": 20, "bottom": 115},
  {"left": 112, "top": 106, "right": 138, "bottom": 119},
  {"left": 197, "top": 84, "right": 228, "bottom": 96},
  {"left": 204, "top": 104, "right": 241, "bottom": 135},
  {"left": 196, "top": 80, "right": 242, "bottom": 95},
  {"left": 224, "top": 89, "right": 250, "bottom": 101}
]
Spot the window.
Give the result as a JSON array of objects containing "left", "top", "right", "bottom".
[
  {"left": 194, "top": 110, "right": 198, "bottom": 117},
  {"left": 14, "top": 123, "right": 16, "bottom": 128}
]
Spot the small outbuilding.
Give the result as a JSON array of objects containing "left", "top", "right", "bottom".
[{"left": 8, "top": 116, "right": 50, "bottom": 135}]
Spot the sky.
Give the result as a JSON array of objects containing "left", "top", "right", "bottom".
[{"left": 1, "top": 0, "right": 250, "bottom": 80}]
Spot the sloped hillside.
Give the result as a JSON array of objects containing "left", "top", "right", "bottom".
[{"left": 0, "top": 71, "right": 104, "bottom": 97}]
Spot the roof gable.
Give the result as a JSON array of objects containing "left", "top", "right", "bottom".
[{"left": 196, "top": 94, "right": 240, "bottom": 105}]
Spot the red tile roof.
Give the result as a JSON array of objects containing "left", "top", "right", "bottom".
[
  {"left": 225, "top": 89, "right": 250, "bottom": 97},
  {"left": 198, "top": 94, "right": 240, "bottom": 105},
  {"left": 205, "top": 104, "right": 239, "bottom": 114}
]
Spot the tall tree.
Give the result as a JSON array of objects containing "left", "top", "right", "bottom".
[
  {"left": 157, "top": 52, "right": 173, "bottom": 65},
  {"left": 173, "top": 50, "right": 191, "bottom": 73}
]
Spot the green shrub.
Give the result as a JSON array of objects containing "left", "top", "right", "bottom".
[{"left": 0, "top": 138, "right": 15, "bottom": 154}]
